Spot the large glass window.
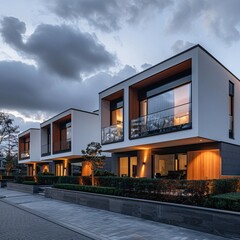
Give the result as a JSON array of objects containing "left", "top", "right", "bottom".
[
  {"left": 154, "top": 153, "right": 187, "bottom": 177},
  {"left": 147, "top": 83, "right": 191, "bottom": 120},
  {"left": 119, "top": 156, "right": 138, "bottom": 177},
  {"left": 111, "top": 98, "right": 123, "bottom": 125},
  {"left": 60, "top": 121, "right": 71, "bottom": 151}
]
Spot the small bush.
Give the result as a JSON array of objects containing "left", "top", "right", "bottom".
[
  {"left": 212, "top": 178, "right": 240, "bottom": 195},
  {"left": 204, "top": 192, "right": 240, "bottom": 211}
]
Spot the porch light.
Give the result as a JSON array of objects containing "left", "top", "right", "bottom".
[{"left": 142, "top": 162, "right": 146, "bottom": 165}]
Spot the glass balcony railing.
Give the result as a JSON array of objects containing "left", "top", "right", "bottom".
[
  {"left": 53, "top": 139, "right": 71, "bottom": 154},
  {"left": 130, "top": 103, "right": 192, "bottom": 139},
  {"left": 102, "top": 123, "right": 123, "bottom": 144},
  {"left": 41, "top": 144, "right": 51, "bottom": 156},
  {"left": 20, "top": 150, "right": 30, "bottom": 159}
]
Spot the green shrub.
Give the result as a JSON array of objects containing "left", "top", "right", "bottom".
[
  {"left": 57, "top": 176, "right": 80, "bottom": 184},
  {"left": 37, "top": 176, "right": 60, "bottom": 185},
  {"left": 54, "top": 184, "right": 116, "bottom": 195},
  {"left": 15, "top": 176, "right": 35, "bottom": 183},
  {"left": 204, "top": 192, "right": 240, "bottom": 211},
  {"left": 22, "top": 181, "right": 37, "bottom": 185},
  {"left": 212, "top": 178, "right": 240, "bottom": 195}
]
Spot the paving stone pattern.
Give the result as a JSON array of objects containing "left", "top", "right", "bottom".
[
  {"left": 0, "top": 189, "right": 228, "bottom": 240},
  {"left": 0, "top": 200, "right": 91, "bottom": 240}
]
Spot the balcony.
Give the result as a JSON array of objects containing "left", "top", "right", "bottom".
[
  {"left": 41, "top": 144, "right": 51, "bottom": 157},
  {"left": 130, "top": 103, "right": 192, "bottom": 139},
  {"left": 20, "top": 150, "right": 30, "bottom": 159},
  {"left": 102, "top": 123, "right": 123, "bottom": 144},
  {"left": 53, "top": 139, "right": 71, "bottom": 154}
]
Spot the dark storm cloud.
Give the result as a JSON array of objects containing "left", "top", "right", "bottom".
[
  {"left": 0, "top": 17, "right": 115, "bottom": 79},
  {"left": 50, "top": 0, "right": 173, "bottom": 32},
  {"left": 0, "top": 60, "right": 136, "bottom": 129},
  {"left": 168, "top": 0, "right": 240, "bottom": 44},
  {"left": 0, "top": 17, "right": 25, "bottom": 49}
]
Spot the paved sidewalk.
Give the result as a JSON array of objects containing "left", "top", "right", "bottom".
[{"left": 0, "top": 188, "right": 228, "bottom": 240}]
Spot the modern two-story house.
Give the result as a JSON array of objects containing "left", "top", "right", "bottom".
[
  {"left": 18, "top": 128, "right": 42, "bottom": 176},
  {"left": 40, "top": 108, "right": 99, "bottom": 176},
  {"left": 99, "top": 45, "right": 240, "bottom": 180}
]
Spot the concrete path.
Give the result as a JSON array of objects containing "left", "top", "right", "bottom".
[{"left": 0, "top": 188, "right": 228, "bottom": 240}]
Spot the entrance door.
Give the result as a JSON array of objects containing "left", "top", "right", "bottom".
[{"left": 119, "top": 156, "right": 138, "bottom": 177}]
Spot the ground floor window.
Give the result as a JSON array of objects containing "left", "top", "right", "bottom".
[
  {"left": 153, "top": 153, "right": 187, "bottom": 178},
  {"left": 119, "top": 156, "right": 137, "bottom": 177}
]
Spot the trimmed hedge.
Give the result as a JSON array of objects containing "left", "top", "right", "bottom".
[
  {"left": 93, "top": 177, "right": 240, "bottom": 206},
  {"left": 37, "top": 176, "right": 60, "bottom": 185},
  {"left": 15, "top": 176, "right": 35, "bottom": 183},
  {"left": 54, "top": 184, "right": 116, "bottom": 195},
  {"left": 204, "top": 192, "right": 240, "bottom": 211}
]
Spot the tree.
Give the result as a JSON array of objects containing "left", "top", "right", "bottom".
[
  {"left": 81, "top": 142, "right": 105, "bottom": 186},
  {"left": 0, "top": 112, "right": 19, "bottom": 175}
]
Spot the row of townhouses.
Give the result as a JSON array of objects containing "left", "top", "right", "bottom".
[{"left": 18, "top": 45, "right": 240, "bottom": 180}]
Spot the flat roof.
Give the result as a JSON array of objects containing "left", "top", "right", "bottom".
[
  {"left": 19, "top": 128, "right": 40, "bottom": 137},
  {"left": 40, "top": 108, "right": 98, "bottom": 126},
  {"left": 99, "top": 44, "right": 239, "bottom": 94}
]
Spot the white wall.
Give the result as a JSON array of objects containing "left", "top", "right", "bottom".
[
  {"left": 30, "top": 129, "right": 41, "bottom": 161},
  {"left": 100, "top": 48, "right": 200, "bottom": 152},
  {"left": 72, "top": 110, "right": 100, "bottom": 154},
  {"left": 197, "top": 48, "right": 240, "bottom": 144}
]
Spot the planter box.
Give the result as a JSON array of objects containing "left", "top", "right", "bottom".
[
  {"left": 7, "top": 182, "right": 39, "bottom": 194},
  {"left": 45, "top": 188, "right": 240, "bottom": 239}
]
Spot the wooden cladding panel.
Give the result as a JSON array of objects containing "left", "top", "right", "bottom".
[
  {"left": 103, "top": 90, "right": 123, "bottom": 101},
  {"left": 131, "top": 59, "right": 192, "bottom": 89},
  {"left": 187, "top": 150, "right": 221, "bottom": 180},
  {"left": 82, "top": 161, "right": 92, "bottom": 176}
]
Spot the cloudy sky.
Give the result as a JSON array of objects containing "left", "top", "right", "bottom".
[{"left": 0, "top": 0, "right": 240, "bottom": 131}]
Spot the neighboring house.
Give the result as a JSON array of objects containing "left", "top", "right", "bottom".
[
  {"left": 18, "top": 128, "right": 41, "bottom": 176},
  {"left": 99, "top": 44, "right": 240, "bottom": 180},
  {"left": 40, "top": 108, "right": 100, "bottom": 176}
]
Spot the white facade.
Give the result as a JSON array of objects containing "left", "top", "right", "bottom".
[
  {"left": 99, "top": 46, "right": 239, "bottom": 152},
  {"left": 18, "top": 128, "right": 41, "bottom": 164},
  {"left": 40, "top": 108, "right": 99, "bottom": 161}
]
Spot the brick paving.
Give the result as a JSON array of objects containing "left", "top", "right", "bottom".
[
  {"left": 0, "top": 200, "right": 92, "bottom": 240},
  {"left": 0, "top": 188, "right": 228, "bottom": 240}
]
